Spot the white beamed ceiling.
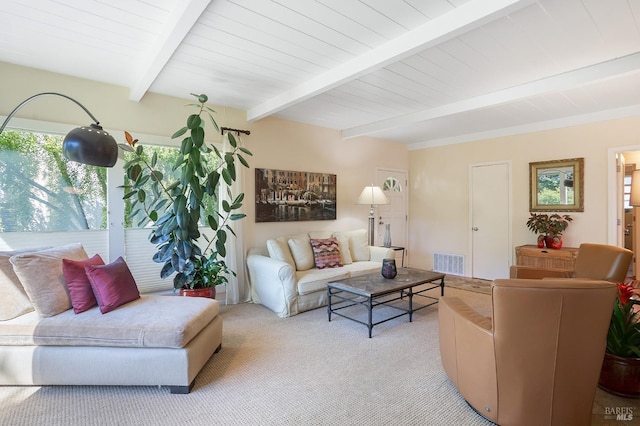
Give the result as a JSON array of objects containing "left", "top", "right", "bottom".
[{"left": 0, "top": 0, "right": 639, "bottom": 148}]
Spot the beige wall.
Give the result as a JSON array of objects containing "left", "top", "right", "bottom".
[
  {"left": 0, "top": 62, "right": 409, "bottom": 253},
  {"left": 409, "top": 116, "right": 640, "bottom": 275},
  {"left": 244, "top": 117, "right": 408, "bottom": 247},
  {"left": 6, "top": 61, "right": 640, "bottom": 279}
]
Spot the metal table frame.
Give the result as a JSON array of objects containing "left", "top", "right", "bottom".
[{"left": 327, "top": 269, "right": 445, "bottom": 338}]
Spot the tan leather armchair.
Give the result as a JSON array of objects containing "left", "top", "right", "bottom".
[
  {"left": 510, "top": 243, "right": 632, "bottom": 282},
  {"left": 439, "top": 279, "right": 617, "bottom": 426}
]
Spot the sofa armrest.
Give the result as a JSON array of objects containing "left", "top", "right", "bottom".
[
  {"left": 246, "top": 254, "right": 298, "bottom": 318},
  {"left": 439, "top": 296, "right": 497, "bottom": 422},
  {"left": 369, "top": 246, "right": 394, "bottom": 262},
  {"left": 509, "top": 265, "right": 572, "bottom": 279}
]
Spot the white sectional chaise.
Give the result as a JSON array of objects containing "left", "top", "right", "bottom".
[
  {"left": 0, "top": 244, "right": 222, "bottom": 394},
  {"left": 247, "top": 229, "right": 394, "bottom": 318}
]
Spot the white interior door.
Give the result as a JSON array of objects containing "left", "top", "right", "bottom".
[
  {"left": 471, "top": 162, "right": 511, "bottom": 280},
  {"left": 376, "top": 169, "right": 407, "bottom": 256}
]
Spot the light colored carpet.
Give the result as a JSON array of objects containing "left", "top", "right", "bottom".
[{"left": 0, "top": 286, "right": 636, "bottom": 425}]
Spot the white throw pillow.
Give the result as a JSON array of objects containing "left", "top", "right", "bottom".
[
  {"left": 10, "top": 243, "right": 88, "bottom": 317},
  {"left": 346, "top": 229, "right": 370, "bottom": 261},
  {"left": 287, "top": 234, "right": 315, "bottom": 271},
  {"left": 0, "top": 247, "right": 51, "bottom": 320},
  {"left": 266, "top": 237, "right": 295, "bottom": 266},
  {"left": 332, "top": 232, "right": 353, "bottom": 265}
]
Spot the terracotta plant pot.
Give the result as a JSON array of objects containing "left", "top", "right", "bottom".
[
  {"left": 179, "top": 287, "right": 216, "bottom": 299},
  {"left": 598, "top": 352, "right": 640, "bottom": 398}
]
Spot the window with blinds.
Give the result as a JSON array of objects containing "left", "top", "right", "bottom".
[{"left": 0, "top": 125, "right": 224, "bottom": 294}]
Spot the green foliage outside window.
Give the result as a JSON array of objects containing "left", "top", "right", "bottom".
[
  {"left": 122, "top": 144, "right": 221, "bottom": 228},
  {"left": 0, "top": 129, "right": 106, "bottom": 232},
  {"left": 536, "top": 173, "right": 574, "bottom": 205},
  {"left": 0, "top": 129, "right": 221, "bottom": 233}
]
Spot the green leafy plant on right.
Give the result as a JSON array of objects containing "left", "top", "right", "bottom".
[
  {"left": 526, "top": 212, "right": 573, "bottom": 236},
  {"left": 526, "top": 213, "right": 573, "bottom": 249},
  {"left": 606, "top": 283, "right": 640, "bottom": 358}
]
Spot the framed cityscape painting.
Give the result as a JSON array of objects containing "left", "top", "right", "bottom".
[{"left": 255, "top": 168, "right": 337, "bottom": 222}]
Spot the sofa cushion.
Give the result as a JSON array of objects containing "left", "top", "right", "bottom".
[
  {"left": 296, "top": 268, "right": 350, "bottom": 295},
  {"left": 310, "top": 237, "right": 343, "bottom": 269},
  {"left": 346, "top": 229, "right": 370, "bottom": 261},
  {"left": 10, "top": 243, "right": 88, "bottom": 317},
  {"left": 332, "top": 233, "right": 353, "bottom": 265},
  {"left": 266, "top": 237, "right": 295, "bottom": 266},
  {"left": 62, "top": 254, "right": 104, "bottom": 314},
  {"left": 85, "top": 257, "right": 140, "bottom": 314},
  {"left": 288, "top": 233, "right": 315, "bottom": 271},
  {"left": 0, "top": 247, "right": 51, "bottom": 321},
  {"left": 343, "top": 261, "right": 384, "bottom": 277},
  {"left": 0, "top": 295, "right": 219, "bottom": 348}
]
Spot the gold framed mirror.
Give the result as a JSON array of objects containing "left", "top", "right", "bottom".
[{"left": 529, "top": 157, "right": 584, "bottom": 212}]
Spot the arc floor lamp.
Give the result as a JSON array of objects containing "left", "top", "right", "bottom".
[{"left": 0, "top": 92, "right": 118, "bottom": 167}]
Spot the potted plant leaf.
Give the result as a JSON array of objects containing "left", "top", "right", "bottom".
[
  {"left": 526, "top": 212, "right": 572, "bottom": 249},
  {"left": 119, "top": 93, "right": 252, "bottom": 297},
  {"left": 599, "top": 282, "right": 640, "bottom": 397}
]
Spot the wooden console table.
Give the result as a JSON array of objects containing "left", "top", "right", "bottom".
[{"left": 515, "top": 245, "right": 579, "bottom": 271}]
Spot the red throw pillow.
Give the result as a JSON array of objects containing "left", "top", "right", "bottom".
[
  {"left": 85, "top": 257, "right": 140, "bottom": 314},
  {"left": 62, "top": 254, "right": 104, "bottom": 314},
  {"left": 310, "top": 237, "right": 343, "bottom": 269}
]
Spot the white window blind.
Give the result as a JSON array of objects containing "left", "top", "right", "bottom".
[
  {"left": 0, "top": 230, "right": 109, "bottom": 261},
  {"left": 125, "top": 227, "right": 218, "bottom": 293}
]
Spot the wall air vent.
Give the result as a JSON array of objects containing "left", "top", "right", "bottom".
[{"left": 433, "top": 253, "right": 464, "bottom": 276}]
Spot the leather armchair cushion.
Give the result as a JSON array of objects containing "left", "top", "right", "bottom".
[
  {"left": 509, "top": 265, "right": 571, "bottom": 279},
  {"left": 573, "top": 243, "right": 632, "bottom": 282}
]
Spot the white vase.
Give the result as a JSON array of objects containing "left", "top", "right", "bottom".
[{"left": 383, "top": 224, "right": 392, "bottom": 248}]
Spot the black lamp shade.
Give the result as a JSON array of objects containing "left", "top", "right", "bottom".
[{"left": 63, "top": 123, "right": 118, "bottom": 167}]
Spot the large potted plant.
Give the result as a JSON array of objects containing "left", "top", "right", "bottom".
[
  {"left": 599, "top": 282, "right": 640, "bottom": 398},
  {"left": 526, "top": 213, "right": 573, "bottom": 249},
  {"left": 119, "top": 93, "right": 252, "bottom": 298}
]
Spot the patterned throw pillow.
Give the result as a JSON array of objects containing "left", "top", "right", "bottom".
[{"left": 309, "top": 237, "right": 343, "bottom": 269}]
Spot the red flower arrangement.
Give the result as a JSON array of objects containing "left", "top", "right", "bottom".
[{"left": 606, "top": 282, "right": 640, "bottom": 358}]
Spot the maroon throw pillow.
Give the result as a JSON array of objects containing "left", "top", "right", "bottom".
[
  {"left": 310, "top": 237, "right": 343, "bottom": 269},
  {"left": 62, "top": 254, "right": 104, "bottom": 314},
  {"left": 85, "top": 256, "right": 140, "bottom": 314}
]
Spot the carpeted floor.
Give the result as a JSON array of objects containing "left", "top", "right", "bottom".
[{"left": 0, "top": 285, "right": 636, "bottom": 425}]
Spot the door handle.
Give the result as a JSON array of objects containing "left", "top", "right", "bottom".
[{"left": 472, "top": 227, "right": 479, "bottom": 231}]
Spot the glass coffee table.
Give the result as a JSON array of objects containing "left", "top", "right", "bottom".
[{"left": 326, "top": 268, "right": 445, "bottom": 338}]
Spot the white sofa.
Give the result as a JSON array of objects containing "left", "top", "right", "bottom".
[
  {"left": 247, "top": 229, "right": 394, "bottom": 317},
  {"left": 0, "top": 244, "right": 222, "bottom": 394}
]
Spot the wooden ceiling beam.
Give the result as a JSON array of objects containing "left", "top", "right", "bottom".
[
  {"left": 246, "top": 0, "right": 537, "bottom": 122},
  {"left": 342, "top": 52, "right": 640, "bottom": 139},
  {"left": 128, "top": 0, "right": 211, "bottom": 102}
]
